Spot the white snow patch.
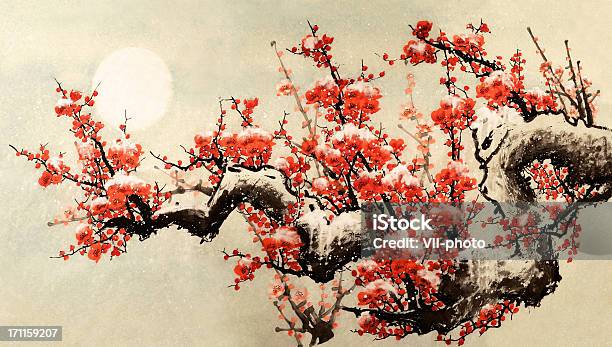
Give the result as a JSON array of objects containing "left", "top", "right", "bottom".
[
  {"left": 525, "top": 87, "right": 546, "bottom": 97},
  {"left": 382, "top": 165, "right": 419, "bottom": 186},
  {"left": 312, "top": 177, "right": 329, "bottom": 190},
  {"left": 237, "top": 127, "right": 272, "bottom": 141},
  {"left": 364, "top": 279, "right": 398, "bottom": 294},
  {"left": 110, "top": 139, "right": 139, "bottom": 153},
  {"left": 56, "top": 98, "right": 72, "bottom": 107},
  {"left": 473, "top": 105, "right": 522, "bottom": 141},
  {"left": 441, "top": 94, "right": 464, "bottom": 109},
  {"left": 483, "top": 70, "right": 514, "bottom": 87},
  {"left": 346, "top": 81, "right": 379, "bottom": 96},
  {"left": 91, "top": 197, "right": 108, "bottom": 206},
  {"left": 312, "top": 75, "right": 337, "bottom": 89},
  {"left": 357, "top": 170, "right": 376, "bottom": 179},
  {"left": 301, "top": 210, "right": 361, "bottom": 253},
  {"left": 314, "top": 145, "right": 341, "bottom": 157},
  {"left": 408, "top": 41, "right": 427, "bottom": 54},
  {"left": 332, "top": 124, "right": 375, "bottom": 142},
  {"left": 76, "top": 142, "right": 96, "bottom": 159},
  {"left": 466, "top": 260, "right": 545, "bottom": 290},
  {"left": 273, "top": 226, "right": 301, "bottom": 245},
  {"left": 104, "top": 172, "right": 145, "bottom": 189},
  {"left": 273, "top": 157, "right": 289, "bottom": 171}
]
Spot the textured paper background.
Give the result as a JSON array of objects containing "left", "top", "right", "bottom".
[{"left": 1, "top": 1, "right": 611, "bottom": 346}]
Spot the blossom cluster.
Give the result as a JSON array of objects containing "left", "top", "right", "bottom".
[
  {"left": 15, "top": 85, "right": 169, "bottom": 263},
  {"left": 352, "top": 259, "right": 455, "bottom": 340}
]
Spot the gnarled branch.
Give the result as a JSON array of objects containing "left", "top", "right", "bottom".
[{"left": 126, "top": 117, "right": 611, "bottom": 338}]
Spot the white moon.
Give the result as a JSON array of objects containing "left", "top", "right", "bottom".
[{"left": 92, "top": 47, "right": 172, "bottom": 130}]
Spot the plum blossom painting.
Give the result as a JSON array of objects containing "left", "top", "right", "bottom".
[{"left": 2, "top": 1, "right": 611, "bottom": 346}]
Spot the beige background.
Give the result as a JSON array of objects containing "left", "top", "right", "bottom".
[{"left": 1, "top": 1, "right": 611, "bottom": 346}]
